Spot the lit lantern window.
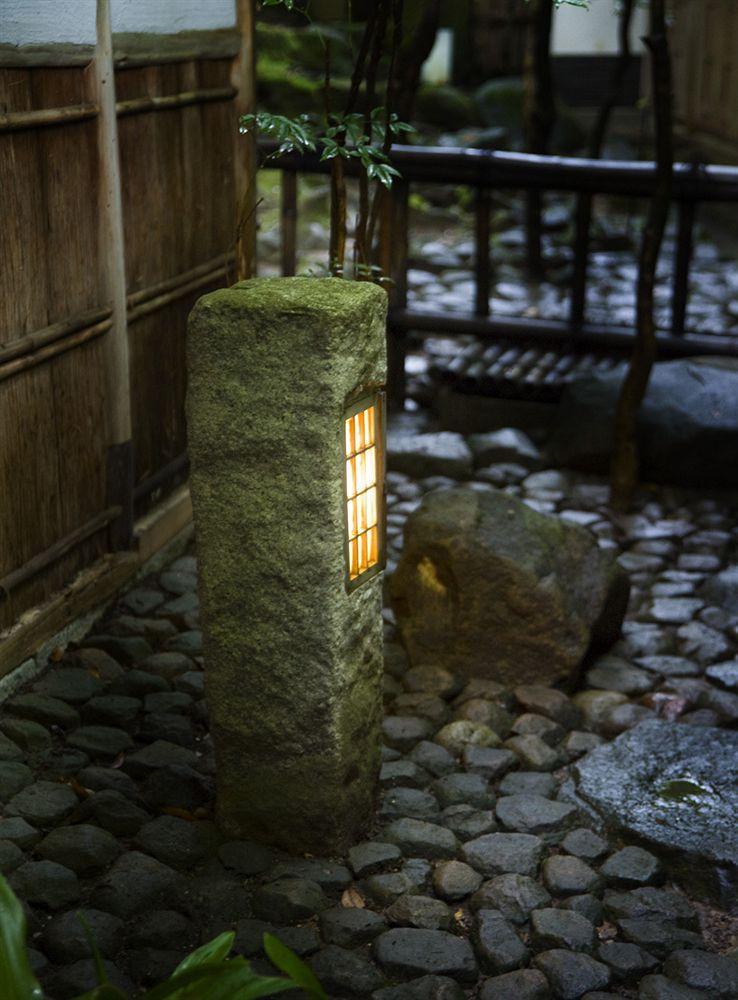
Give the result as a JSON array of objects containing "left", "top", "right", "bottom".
[{"left": 344, "top": 391, "right": 385, "bottom": 590}]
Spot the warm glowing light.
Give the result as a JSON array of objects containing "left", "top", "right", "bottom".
[{"left": 344, "top": 400, "right": 381, "bottom": 583}]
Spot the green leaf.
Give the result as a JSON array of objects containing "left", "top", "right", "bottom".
[
  {"left": 172, "top": 933, "right": 235, "bottom": 977},
  {"left": 0, "top": 874, "right": 44, "bottom": 1000},
  {"left": 263, "top": 934, "right": 327, "bottom": 1000},
  {"left": 141, "top": 962, "right": 295, "bottom": 1000}
]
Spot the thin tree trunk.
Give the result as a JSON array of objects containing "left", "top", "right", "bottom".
[
  {"left": 524, "top": 0, "right": 555, "bottom": 280},
  {"left": 394, "top": 0, "right": 441, "bottom": 123},
  {"left": 610, "top": 0, "right": 673, "bottom": 509}
]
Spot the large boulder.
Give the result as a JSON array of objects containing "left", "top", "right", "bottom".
[
  {"left": 549, "top": 357, "right": 738, "bottom": 489},
  {"left": 391, "top": 487, "right": 629, "bottom": 685},
  {"left": 573, "top": 720, "right": 738, "bottom": 912}
]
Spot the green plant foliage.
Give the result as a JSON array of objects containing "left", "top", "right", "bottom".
[{"left": 0, "top": 875, "right": 324, "bottom": 1000}]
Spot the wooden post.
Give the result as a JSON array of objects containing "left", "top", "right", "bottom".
[
  {"left": 671, "top": 197, "right": 695, "bottom": 336},
  {"left": 475, "top": 187, "right": 491, "bottom": 318},
  {"left": 95, "top": 0, "right": 133, "bottom": 550},
  {"left": 233, "top": 0, "right": 257, "bottom": 280},
  {"left": 383, "top": 180, "right": 409, "bottom": 411},
  {"left": 281, "top": 170, "right": 298, "bottom": 277}
]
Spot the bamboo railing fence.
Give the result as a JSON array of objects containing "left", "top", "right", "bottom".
[{"left": 0, "top": 0, "right": 254, "bottom": 675}]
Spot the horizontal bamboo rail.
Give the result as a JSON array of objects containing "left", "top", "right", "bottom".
[
  {"left": 0, "top": 86, "right": 236, "bottom": 134},
  {"left": 0, "top": 506, "right": 121, "bottom": 600},
  {"left": 0, "top": 307, "right": 112, "bottom": 364},
  {"left": 0, "top": 318, "right": 112, "bottom": 383}
]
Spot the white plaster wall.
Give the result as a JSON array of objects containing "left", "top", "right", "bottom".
[
  {"left": 1, "top": 0, "right": 236, "bottom": 46},
  {"left": 553, "top": 0, "right": 648, "bottom": 56}
]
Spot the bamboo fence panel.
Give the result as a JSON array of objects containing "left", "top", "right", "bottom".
[{"left": 0, "top": 20, "right": 246, "bottom": 648}]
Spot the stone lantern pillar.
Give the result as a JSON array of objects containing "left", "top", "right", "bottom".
[{"left": 186, "top": 277, "right": 387, "bottom": 853}]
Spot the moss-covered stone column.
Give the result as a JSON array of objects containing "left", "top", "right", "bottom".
[{"left": 186, "top": 277, "right": 387, "bottom": 853}]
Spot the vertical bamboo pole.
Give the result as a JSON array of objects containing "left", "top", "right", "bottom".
[
  {"left": 474, "top": 187, "right": 491, "bottom": 318},
  {"left": 95, "top": 0, "right": 133, "bottom": 550},
  {"left": 233, "top": 0, "right": 257, "bottom": 280}
]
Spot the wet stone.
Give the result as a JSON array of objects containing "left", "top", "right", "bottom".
[
  {"left": 601, "top": 846, "right": 661, "bottom": 886},
  {"left": 90, "top": 850, "right": 182, "bottom": 918},
  {"left": 432, "top": 859, "right": 482, "bottom": 900},
  {"left": 386, "top": 893, "right": 452, "bottom": 930},
  {"left": 159, "top": 569, "right": 198, "bottom": 595},
  {"left": 163, "top": 630, "right": 202, "bottom": 657},
  {"left": 308, "top": 945, "right": 384, "bottom": 996},
  {"left": 441, "top": 806, "right": 497, "bottom": 840},
  {"left": 471, "top": 873, "right": 551, "bottom": 924},
  {"left": 380, "top": 759, "right": 430, "bottom": 789},
  {"left": 380, "top": 786, "right": 439, "bottom": 821},
  {"left": 46, "top": 959, "right": 134, "bottom": 1000},
  {"left": 463, "top": 745, "right": 518, "bottom": 778},
  {"left": 69, "top": 648, "right": 125, "bottom": 680},
  {"left": 706, "top": 660, "right": 738, "bottom": 690},
  {"left": 374, "top": 928, "right": 478, "bottom": 982},
  {"left": 404, "top": 664, "right": 463, "bottom": 699},
  {"left": 372, "top": 974, "right": 465, "bottom": 1000},
  {"left": 364, "top": 870, "right": 416, "bottom": 904},
  {"left": 268, "top": 858, "right": 351, "bottom": 891},
  {"left": 597, "top": 941, "right": 658, "bottom": 981},
  {"left": 33, "top": 668, "right": 104, "bottom": 705},
  {"left": 0, "top": 840, "right": 24, "bottom": 874},
  {"left": 562, "top": 894, "right": 603, "bottom": 925},
  {"left": 139, "top": 712, "right": 194, "bottom": 747},
  {"left": 462, "top": 833, "right": 544, "bottom": 877},
  {"left": 383, "top": 818, "right": 459, "bottom": 859},
  {"left": 81, "top": 695, "right": 141, "bottom": 727},
  {"left": 562, "top": 828, "right": 609, "bottom": 861},
  {"left": 0, "top": 817, "right": 40, "bottom": 848},
  {"left": 514, "top": 685, "right": 583, "bottom": 730},
  {"left": 662, "top": 948, "right": 738, "bottom": 998},
  {"left": 348, "top": 840, "right": 402, "bottom": 878},
  {"left": 0, "top": 760, "right": 33, "bottom": 801},
  {"left": 10, "top": 860, "right": 80, "bottom": 910},
  {"left": 0, "top": 718, "right": 51, "bottom": 752},
  {"left": 77, "top": 765, "right": 138, "bottom": 799},
  {"left": 454, "top": 699, "right": 514, "bottom": 738},
  {"left": 475, "top": 909, "right": 529, "bottom": 973},
  {"left": 67, "top": 725, "right": 134, "bottom": 760},
  {"left": 383, "top": 715, "right": 435, "bottom": 751},
  {"left": 37, "top": 824, "right": 121, "bottom": 876},
  {"left": 530, "top": 907, "right": 595, "bottom": 953},
  {"left": 81, "top": 790, "right": 150, "bottom": 837},
  {"left": 533, "top": 949, "right": 611, "bottom": 999},
  {"left": 637, "top": 656, "right": 700, "bottom": 678},
  {"left": 511, "top": 712, "right": 565, "bottom": 746},
  {"left": 603, "top": 887, "right": 698, "bottom": 929},
  {"left": 85, "top": 634, "right": 153, "bottom": 664},
  {"left": 173, "top": 671, "right": 205, "bottom": 697},
  {"left": 139, "top": 652, "right": 195, "bottom": 682},
  {"left": 600, "top": 702, "right": 655, "bottom": 735},
  {"left": 409, "top": 741, "right": 457, "bottom": 777},
  {"left": 121, "top": 588, "right": 165, "bottom": 615},
  {"left": 495, "top": 794, "right": 577, "bottom": 840},
  {"left": 42, "top": 908, "right": 124, "bottom": 962},
  {"left": 134, "top": 815, "right": 218, "bottom": 870},
  {"left": 110, "top": 670, "right": 169, "bottom": 697},
  {"left": 499, "top": 771, "right": 557, "bottom": 797},
  {"left": 6, "top": 694, "right": 80, "bottom": 729},
  {"left": 434, "top": 721, "right": 500, "bottom": 756},
  {"left": 543, "top": 855, "right": 603, "bottom": 896},
  {"left": 478, "top": 968, "right": 550, "bottom": 1000},
  {"left": 128, "top": 909, "right": 195, "bottom": 951},
  {"left": 140, "top": 763, "right": 212, "bottom": 812},
  {"left": 123, "top": 740, "right": 198, "bottom": 777},
  {"left": 504, "top": 734, "right": 561, "bottom": 771},
  {"left": 320, "top": 906, "right": 388, "bottom": 947},
  {"left": 617, "top": 919, "right": 703, "bottom": 959},
  {"left": 637, "top": 974, "right": 707, "bottom": 999},
  {"left": 0, "top": 731, "right": 23, "bottom": 761},
  {"left": 252, "top": 878, "right": 328, "bottom": 923},
  {"left": 218, "top": 839, "right": 273, "bottom": 876},
  {"left": 434, "top": 772, "right": 494, "bottom": 809},
  {"left": 585, "top": 657, "right": 654, "bottom": 696},
  {"left": 6, "top": 780, "right": 77, "bottom": 827}
]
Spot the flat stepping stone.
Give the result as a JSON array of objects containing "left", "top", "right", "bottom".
[
  {"left": 374, "top": 928, "right": 478, "bottom": 982},
  {"left": 67, "top": 726, "right": 134, "bottom": 760},
  {"left": 37, "top": 824, "right": 121, "bottom": 875},
  {"left": 386, "top": 893, "right": 451, "bottom": 931},
  {"left": 574, "top": 719, "right": 738, "bottom": 910},
  {"left": 471, "top": 874, "right": 550, "bottom": 925},
  {"left": 530, "top": 907, "right": 595, "bottom": 952},
  {"left": 600, "top": 845, "right": 661, "bottom": 886},
  {"left": 542, "top": 855, "right": 603, "bottom": 896},
  {"left": 5, "top": 781, "right": 78, "bottom": 827},
  {"left": 432, "top": 860, "right": 482, "bottom": 901},
  {"left": 349, "top": 841, "right": 403, "bottom": 879},
  {"left": 461, "top": 833, "right": 544, "bottom": 877}
]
